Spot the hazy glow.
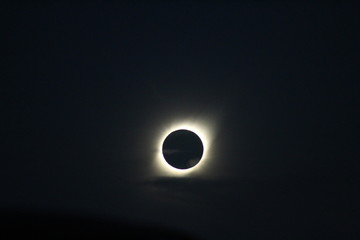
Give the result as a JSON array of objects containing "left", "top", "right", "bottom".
[{"left": 154, "top": 119, "right": 215, "bottom": 177}]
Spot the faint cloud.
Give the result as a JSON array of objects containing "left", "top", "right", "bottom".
[
  {"left": 139, "top": 177, "right": 240, "bottom": 208},
  {"left": 163, "top": 149, "right": 181, "bottom": 154},
  {"left": 188, "top": 158, "right": 200, "bottom": 168}
]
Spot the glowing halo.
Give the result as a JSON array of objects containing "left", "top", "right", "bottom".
[{"left": 154, "top": 120, "right": 214, "bottom": 176}]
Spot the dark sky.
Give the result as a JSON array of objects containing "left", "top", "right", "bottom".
[{"left": 2, "top": 2, "right": 359, "bottom": 239}]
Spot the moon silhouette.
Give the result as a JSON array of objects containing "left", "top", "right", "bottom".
[{"left": 162, "top": 129, "right": 204, "bottom": 169}]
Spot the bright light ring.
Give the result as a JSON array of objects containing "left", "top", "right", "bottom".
[{"left": 154, "top": 120, "right": 213, "bottom": 176}]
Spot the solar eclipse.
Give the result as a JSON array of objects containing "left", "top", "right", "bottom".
[{"left": 153, "top": 118, "right": 216, "bottom": 176}]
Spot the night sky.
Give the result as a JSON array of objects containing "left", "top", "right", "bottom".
[{"left": 2, "top": 2, "right": 359, "bottom": 239}]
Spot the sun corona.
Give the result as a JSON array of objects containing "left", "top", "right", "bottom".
[{"left": 154, "top": 120, "right": 214, "bottom": 176}]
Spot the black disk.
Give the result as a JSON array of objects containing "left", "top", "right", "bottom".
[{"left": 162, "top": 129, "right": 204, "bottom": 169}]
